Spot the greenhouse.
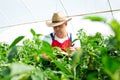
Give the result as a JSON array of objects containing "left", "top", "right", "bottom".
[{"left": 0, "top": 0, "right": 120, "bottom": 80}]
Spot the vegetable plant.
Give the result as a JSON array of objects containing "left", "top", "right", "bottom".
[{"left": 0, "top": 17, "right": 120, "bottom": 80}]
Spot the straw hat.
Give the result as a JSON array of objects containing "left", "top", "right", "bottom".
[{"left": 46, "top": 11, "right": 72, "bottom": 27}]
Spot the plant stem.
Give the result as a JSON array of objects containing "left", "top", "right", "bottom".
[{"left": 73, "top": 66, "right": 76, "bottom": 80}]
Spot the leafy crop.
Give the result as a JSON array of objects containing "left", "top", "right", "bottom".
[{"left": 0, "top": 17, "right": 120, "bottom": 80}]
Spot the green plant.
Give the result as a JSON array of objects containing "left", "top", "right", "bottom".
[{"left": 0, "top": 16, "right": 120, "bottom": 80}]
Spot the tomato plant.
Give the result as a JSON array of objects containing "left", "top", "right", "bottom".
[{"left": 0, "top": 17, "right": 120, "bottom": 80}]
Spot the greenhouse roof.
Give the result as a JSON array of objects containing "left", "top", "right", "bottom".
[{"left": 0, "top": 0, "right": 120, "bottom": 44}]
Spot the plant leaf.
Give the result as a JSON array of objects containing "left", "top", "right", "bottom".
[
  {"left": 30, "top": 28, "right": 36, "bottom": 36},
  {"left": 109, "top": 19, "right": 120, "bottom": 42},
  {"left": 83, "top": 16, "right": 106, "bottom": 23},
  {"left": 41, "top": 40, "right": 55, "bottom": 59},
  {"left": 53, "top": 60, "right": 72, "bottom": 75},
  {"left": 10, "top": 63, "right": 34, "bottom": 76},
  {"left": 46, "top": 70, "right": 60, "bottom": 80},
  {"left": 9, "top": 36, "right": 24, "bottom": 49}
]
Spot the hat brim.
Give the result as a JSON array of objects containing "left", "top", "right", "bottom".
[{"left": 46, "top": 18, "right": 72, "bottom": 27}]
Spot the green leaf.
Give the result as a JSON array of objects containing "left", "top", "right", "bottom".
[
  {"left": 10, "top": 63, "right": 34, "bottom": 80},
  {"left": 53, "top": 60, "right": 72, "bottom": 75},
  {"left": 102, "top": 56, "right": 120, "bottom": 75},
  {"left": 7, "top": 46, "right": 18, "bottom": 62},
  {"left": 46, "top": 70, "right": 60, "bottom": 80},
  {"left": 10, "top": 63, "right": 34, "bottom": 76},
  {"left": 71, "top": 49, "right": 82, "bottom": 68},
  {"left": 41, "top": 40, "right": 55, "bottom": 59},
  {"left": 30, "top": 28, "right": 43, "bottom": 38},
  {"left": 30, "top": 28, "right": 36, "bottom": 36},
  {"left": 31, "top": 69, "right": 46, "bottom": 80},
  {"left": 109, "top": 19, "right": 120, "bottom": 42},
  {"left": 9, "top": 36, "right": 24, "bottom": 49},
  {"left": 83, "top": 16, "right": 106, "bottom": 23},
  {"left": 36, "top": 34, "right": 43, "bottom": 37}
]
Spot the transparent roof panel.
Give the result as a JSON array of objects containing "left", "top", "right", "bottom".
[
  {"left": 0, "top": 0, "right": 120, "bottom": 29},
  {"left": 110, "top": 0, "right": 120, "bottom": 9},
  {"left": 22, "top": 0, "right": 57, "bottom": 20},
  {"left": 113, "top": 11, "right": 120, "bottom": 21},
  {"left": 68, "top": 12, "right": 113, "bottom": 34},
  {"left": 0, "top": 11, "right": 8, "bottom": 27},
  {"left": 1, "top": 0, "right": 120, "bottom": 43},
  {"left": 0, "top": 0, "right": 34, "bottom": 27},
  {"left": 62, "top": 0, "right": 111, "bottom": 16}
]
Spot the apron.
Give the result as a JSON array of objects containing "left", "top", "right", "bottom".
[
  {"left": 50, "top": 33, "right": 72, "bottom": 52},
  {"left": 52, "top": 39, "right": 71, "bottom": 52}
]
